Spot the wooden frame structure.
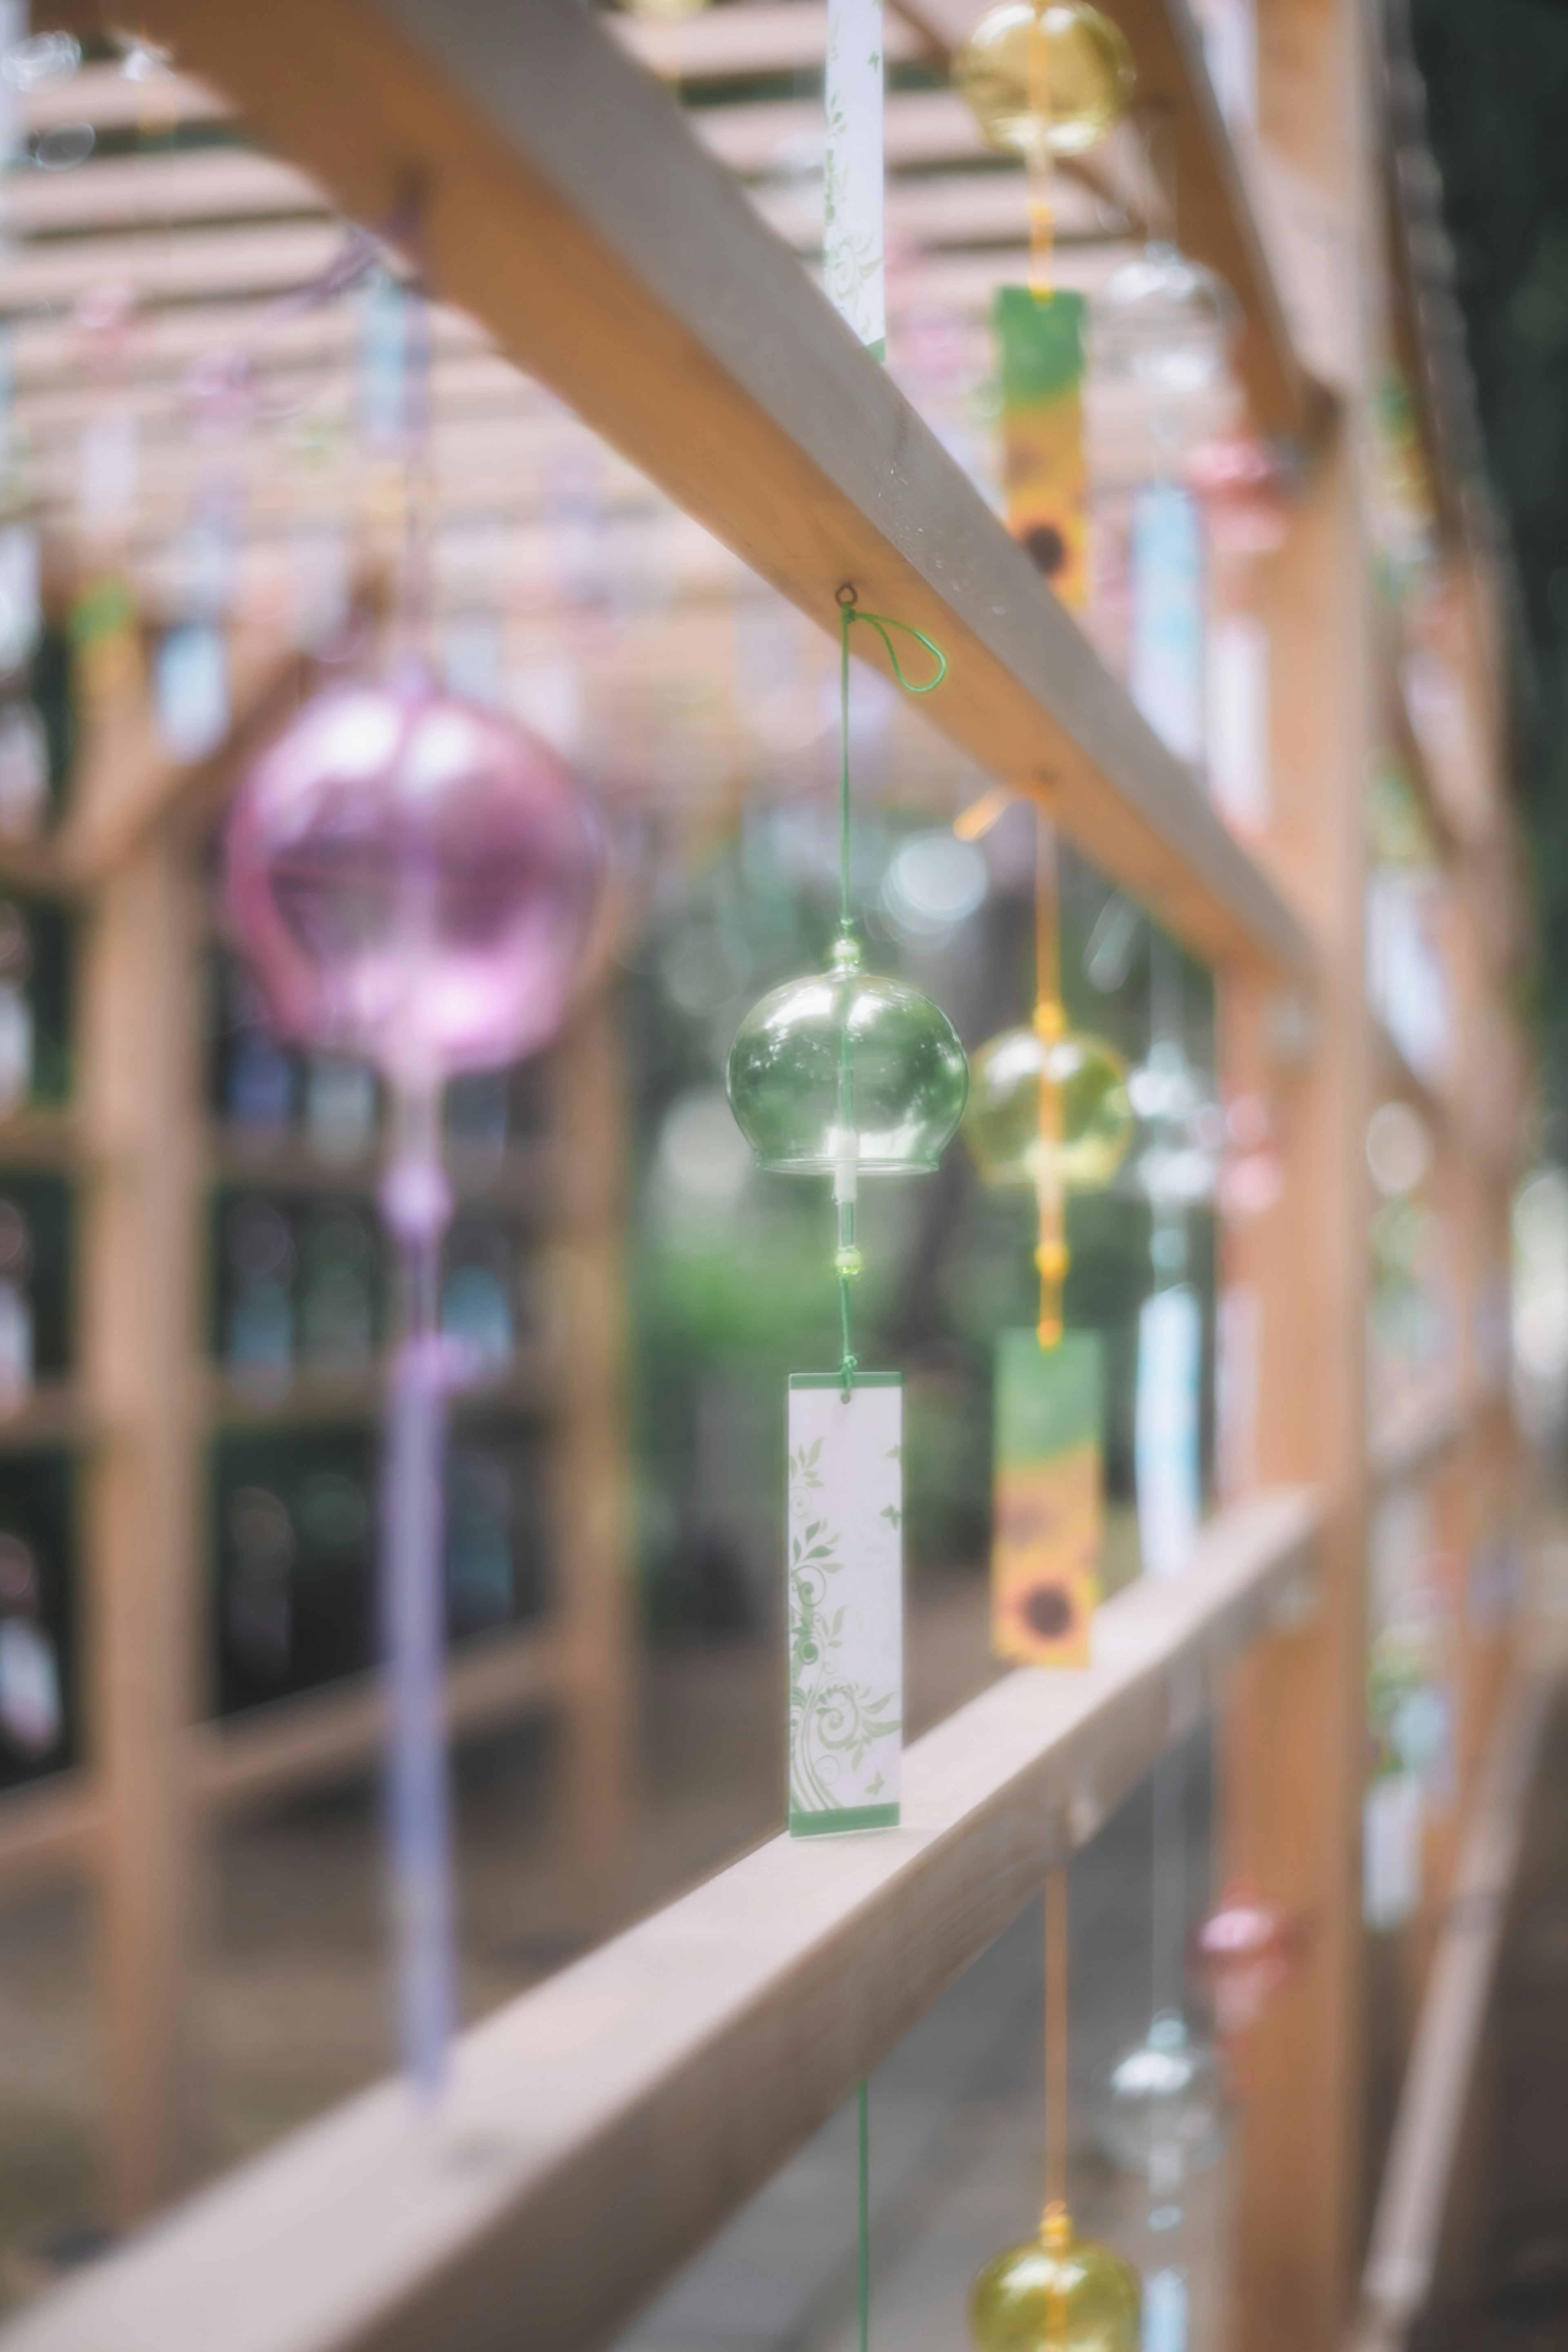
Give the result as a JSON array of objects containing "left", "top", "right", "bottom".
[
  {"left": 0, "top": 0, "right": 1535, "bottom": 2345},
  {"left": 0, "top": 608, "right": 635, "bottom": 2213}
]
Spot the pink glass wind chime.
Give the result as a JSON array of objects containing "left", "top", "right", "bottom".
[{"left": 224, "top": 256, "right": 602, "bottom": 2095}]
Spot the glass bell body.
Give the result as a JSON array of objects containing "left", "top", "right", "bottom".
[
  {"left": 726, "top": 936, "right": 968, "bottom": 1176},
  {"left": 970, "top": 2205, "right": 1140, "bottom": 2352},
  {"left": 1129, "top": 1039, "right": 1221, "bottom": 1215},
  {"left": 1187, "top": 434, "right": 1288, "bottom": 557},
  {"left": 1092, "top": 2011, "right": 1229, "bottom": 2193},
  {"left": 1192, "top": 1882, "right": 1304, "bottom": 2038},
  {"left": 1093, "top": 243, "right": 1239, "bottom": 400},
  {"left": 964, "top": 1019, "right": 1134, "bottom": 1192},
  {"left": 225, "top": 671, "right": 601, "bottom": 1092},
  {"left": 956, "top": 1, "right": 1135, "bottom": 161}
]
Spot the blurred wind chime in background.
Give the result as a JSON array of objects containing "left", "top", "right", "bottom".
[
  {"left": 958, "top": 0, "right": 1135, "bottom": 605},
  {"left": 223, "top": 225, "right": 604, "bottom": 2100},
  {"left": 950, "top": 9, "right": 1155, "bottom": 2343}
]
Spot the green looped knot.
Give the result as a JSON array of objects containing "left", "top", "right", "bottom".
[{"left": 838, "top": 594, "right": 949, "bottom": 696}]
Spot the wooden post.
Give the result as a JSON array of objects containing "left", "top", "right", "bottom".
[
  {"left": 79, "top": 825, "right": 205, "bottom": 2221},
  {"left": 1220, "top": 316, "right": 1373, "bottom": 2352},
  {"left": 546, "top": 983, "right": 634, "bottom": 1908}
]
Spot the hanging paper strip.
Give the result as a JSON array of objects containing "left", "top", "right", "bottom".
[
  {"left": 824, "top": 0, "right": 886, "bottom": 359},
  {"left": 1215, "top": 1281, "right": 1261, "bottom": 1506},
  {"left": 358, "top": 268, "right": 411, "bottom": 455},
  {"left": 1135, "top": 1284, "right": 1202, "bottom": 1581},
  {"left": 1143, "top": 2265, "right": 1190, "bottom": 2352},
  {"left": 1206, "top": 611, "right": 1269, "bottom": 835},
  {"left": 787, "top": 1372, "right": 902, "bottom": 1835},
  {"left": 992, "top": 1329, "right": 1103, "bottom": 1666},
  {"left": 993, "top": 288, "right": 1089, "bottom": 608},
  {"left": 1362, "top": 1770, "right": 1423, "bottom": 1931},
  {"left": 1131, "top": 482, "right": 1206, "bottom": 765}
]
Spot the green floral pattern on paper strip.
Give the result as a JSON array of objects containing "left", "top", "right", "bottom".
[
  {"left": 787, "top": 1434, "right": 901, "bottom": 1817},
  {"left": 824, "top": 0, "right": 885, "bottom": 352}
]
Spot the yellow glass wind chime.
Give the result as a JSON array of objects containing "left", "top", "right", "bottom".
[
  {"left": 954, "top": 12, "right": 1143, "bottom": 2346},
  {"left": 958, "top": 0, "right": 1134, "bottom": 606}
]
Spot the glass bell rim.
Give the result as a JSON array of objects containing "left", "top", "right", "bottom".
[{"left": 747, "top": 1148, "right": 944, "bottom": 1177}]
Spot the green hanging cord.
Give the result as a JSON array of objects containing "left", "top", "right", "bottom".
[
  {"left": 832, "top": 590, "right": 948, "bottom": 1404},
  {"left": 834, "top": 586, "right": 949, "bottom": 941},
  {"left": 858, "top": 2078, "right": 871, "bottom": 2352}
]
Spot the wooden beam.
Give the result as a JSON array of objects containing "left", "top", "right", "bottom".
[
  {"left": 1368, "top": 1383, "right": 1469, "bottom": 1491},
  {"left": 0, "top": 218, "right": 345, "bottom": 313},
  {"left": 0, "top": 203, "right": 1120, "bottom": 374},
  {"left": 206, "top": 1345, "right": 554, "bottom": 1435},
  {"left": 24, "top": 60, "right": 227, "bottom": 133},
  {"left": 610, "top": 2, "right": 924, "bottom": 80},
  {"left": 53, "top": 612, "right": 308, "bottom": 890},
  {"left": 189, "top": 1623, "right": 562, "bottom": 1815},
  {"left": 4, "top": 300, "right": 489, "bottom": 390},
  {"left": 5, "top": 147, "right": 322, "bottom": 234},
  {"left": 0, "top": 1489, "right": 1320, "bottom": 2352},
  {"left": 93, "top": 0, "right": 1312, "bottom": 981},
  {"left": 0, "top": 1379, "right": 89, "bottom": 1454},
  {"left": 1220, "top": 33, "right": 1372, "bottom": 2335},
  {"left": 0, "top": 1108, "right": 83, "bottom": 1169},
  {"left": 0, "top": 179, "right": 1116, "bottom": 344},
  {"left": 79, "top": 822, "right": 206, "bottom": 2222},
  {"left": 9, "top": 97, "right": 1113, "bottom": 232},
  {"left": 0, "top": 1770, "right": 103, "bottom": 1896}
]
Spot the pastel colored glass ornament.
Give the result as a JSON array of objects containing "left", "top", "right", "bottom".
[
  {"left": 727, "top": 932, "right": 967, "bottom": 1177},
  {"left": 1129, "top": 1038, "right": 1222, "bottom": 1223},
  {"left": 225, "top": 664, "right": 601, "bottom": 2104},
  {"left": 1191, "top": 1880, "right": 1306, "bottom": 2038},
  {"left": 1092, "top": 2011, "right": 1229, "bottom": 2191},
  {"left": 1215, "top": 1090, "right": 1284, "bottom": 1222},
  {"left": 969, "top": 2204, "right": 1140, "bottom": 2352},
  {"left": 225, "top": 673, "right": 601, "bottom": 1095},
  {"left": 1093, "top": 243, "right": 1239, "bottom": 399},
  {"left": 964, "top": 1019, "right": 1134, "bottom": 1193},
  {"left": 1187, "top": 434, "right": 1288, "bottom": 557},
  {"left": 956, "top": 2, "right": 1135, "bottom": 161}
]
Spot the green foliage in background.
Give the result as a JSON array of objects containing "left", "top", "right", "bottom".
[
  {"left": 1412, "top": 0, "right": 1568, "bottom": 1142},
  {"left": 623, "top": 803, "right": 1216, "bottom": 1635}
]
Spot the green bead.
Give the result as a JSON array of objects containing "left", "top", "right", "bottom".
[
  {"left": 834, "top": 1245, "right": 865, "bottom": 1281},
  {"left": 964, "top": 1024, "right": 1134, "bottom": 1193},
  {"left": 969, "top": 2209, "right": 1140, "bottom": 2352},
  {"left": 727, "top": 958, "right": 968, "bottom": 1176}
]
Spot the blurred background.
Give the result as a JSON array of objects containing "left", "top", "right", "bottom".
[{"left": 0, "top": 1, "right": 1559, "bottom": 2346}]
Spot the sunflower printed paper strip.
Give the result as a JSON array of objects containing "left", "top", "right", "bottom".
[
  {"left": 786, "top": 1372, "right": 903, "bottom": 1834},
  {"left": 992, "top": 1328, "right": 1104, "bottom": 1667},
  {"left": 994, "top": 285, "right": 1089, "bottom": 608}
]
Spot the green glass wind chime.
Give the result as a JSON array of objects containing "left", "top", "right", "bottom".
[{"left": 726, "top": 588, "right": 963, "bottom": 2352}]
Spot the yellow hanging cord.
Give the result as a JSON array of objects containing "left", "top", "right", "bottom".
[
  {"left": 1043, "top": 1865, "right": 1071, "bottom": 2335},
  {"left": 951, "top": 786, "right": 1067, "bottom": 1347},
  {"left": 1033, "top": 811, "right": 1067, "bottom": 1350},
  {"left": 1027, "top": 1, "right": 1054, "bottom": 301}
]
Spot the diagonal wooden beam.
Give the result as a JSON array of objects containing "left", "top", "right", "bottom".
[
  {"left": 91, "top": 0, "right": 1311, "bottom": 980},
  {"left": 0, "top": 1490, "right": 1320, "bottom": 2352}
]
